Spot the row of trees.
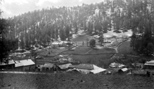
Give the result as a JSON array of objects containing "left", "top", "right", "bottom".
[
  {"left": 0, "top": 0, "right": 7, "bottom": 62},
  {"left": 3, "top": 0, "right": 154, "bottom": 57},
  {"left": 0, "top": 17, "right": 7, "bottom": 62},
  {"left": 0, "top": 0, "right": 18, "bottom": 62},
  {"left": 129, "top": 0, "right": 154, "bottom": 56}
]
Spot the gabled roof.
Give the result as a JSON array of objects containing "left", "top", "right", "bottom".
[
  {"left": 15, "top": 59, "right": 35, "bottom": 67},
  {"left": 8, "top": 60, "right": 15, "bottom": 64},
  {"left": 144, "top": 60, "right": 154, "bottom": 66}
]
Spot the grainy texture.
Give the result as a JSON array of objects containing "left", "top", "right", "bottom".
[{"left": 0, "top": 73, "right": 154, "bottom": 89}]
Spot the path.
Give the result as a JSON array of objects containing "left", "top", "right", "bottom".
[
  {"left": 110, "top": 39, "right": 129, "bottom": 59},
  {"left": 85, "top": 49, "right": 93, "bottom": 54}
]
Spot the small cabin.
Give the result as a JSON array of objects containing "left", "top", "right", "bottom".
[
  {"left": 14, "top": 59, "right": 35, "bottom": 71},
  {"left": 143, "top": 60, "right": 154, "bottom": 69}
]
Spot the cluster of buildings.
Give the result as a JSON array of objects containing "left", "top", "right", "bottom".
[{"left": 0, "top": 29, "right": 133, "bottom": 72}]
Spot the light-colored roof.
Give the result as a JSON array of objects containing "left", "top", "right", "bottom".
[
  {"left": 8, "top": 60, "right": 15, "bottom": 64},
  {"left": 52, "top": 41, "right": 61, "bottom": 45},
  {"left": 90, "top": 65, "right": 106, "bottom": 74},
  {"left": 103, "top": 30, "right": 117, "bottom": 38},
  {"left": 103, "top": 34, "right": 114, "bottom": 38},
  {"left": 15, "top": 59, "right": 35, "bottom": 67},
  {"left": 109, "top": 62, "right": 125, "bottom": 68},
  {"left": 58, "top": 63, "right": 72, "bottom": 69},
  {"left": 144, "top": 60, "right": 154, "bottom": 66},
  {"left": 103, "top": 30, "right": 133, "bottom": 38},
  {"left": 43, "top": 63, "right": 54, "bottom": 68}
]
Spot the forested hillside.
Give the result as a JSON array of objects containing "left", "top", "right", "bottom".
[
  {"left": 6, "top": 1, "right": 110, "bottom": 49},
  {"left": 4, "top": 0, "right": 154, "bottom": 56}
]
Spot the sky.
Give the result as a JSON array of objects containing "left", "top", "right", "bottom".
[{"left": 0, "top": 0, "right": 103, "bottom": 18}]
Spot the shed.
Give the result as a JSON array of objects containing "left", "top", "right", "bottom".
[
  {"left": 14, "top": 59, "right": 35, "bottom": 71},
  {"left": 144, "top": 60, "right": 154, "bottom": 66},
  {"left": 143, "top": 60, "right": 154, "bottom": 69}
]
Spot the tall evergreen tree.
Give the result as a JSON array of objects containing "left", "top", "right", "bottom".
[{"left": 0, "top": 7, "right": 9, "bottom": 62}]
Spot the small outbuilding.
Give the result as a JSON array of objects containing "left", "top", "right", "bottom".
[{"left": 14, "top": 59, "right": 35, "bottom": 71}]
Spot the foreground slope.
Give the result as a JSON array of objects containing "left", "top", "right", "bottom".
[{"left": 0, "top": 73, "right": 154, "bottom": 89}]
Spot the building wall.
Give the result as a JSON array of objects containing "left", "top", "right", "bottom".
[{"left": 14, "top": 65, "right": 35, "bottom": 71}]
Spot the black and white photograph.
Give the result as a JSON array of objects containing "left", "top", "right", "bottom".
[{"left": 0, "top": 0, "right": 154, "bottom": 89}]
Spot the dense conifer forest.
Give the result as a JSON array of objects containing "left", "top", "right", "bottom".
[{"left": 1, "top": 0, "right": 154, "bottom": 62}]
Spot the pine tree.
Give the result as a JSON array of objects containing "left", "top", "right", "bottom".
[{"left": 0, "top": 15, "right": 8, "bottom": 62}]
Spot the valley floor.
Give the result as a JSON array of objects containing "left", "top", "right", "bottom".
[{"left": 1, "top": 39, "right": 154, "bottom": 89}]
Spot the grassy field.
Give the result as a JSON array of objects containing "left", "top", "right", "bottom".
[
  {"left": 35, "top": 40, "right": 148, "bottom": 68},
  {"left": 37, "top": 47, "right": 68, "bottom": 57},
  {"left": 118, "top": 40, "right": 134, "bottom": 54},
  {"left": 62, "top": 46, "right": 116, "bottom": 68},
  {"left": 35, "top": 45, "right": 116, "bottom": 68},
  {"left": 36, "top": 40, "right": 129, "bottom": 68}
]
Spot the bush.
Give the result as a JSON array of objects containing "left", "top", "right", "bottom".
[{"left": 89, "top": 39, "right": 96, "bottom": 48}]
